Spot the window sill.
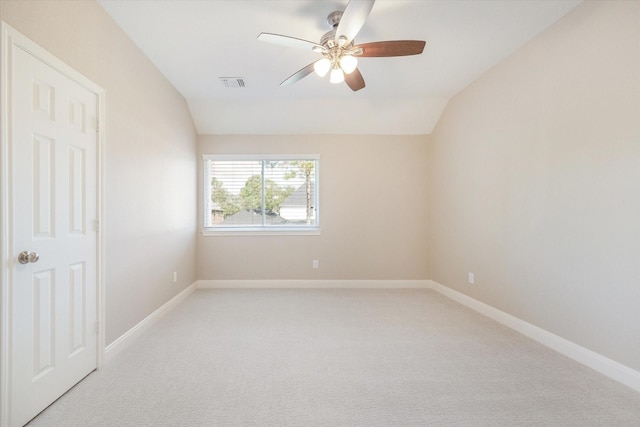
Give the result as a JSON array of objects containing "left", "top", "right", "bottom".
[{"left": 201, "top": 227, "right": 321, "bottom": 236}]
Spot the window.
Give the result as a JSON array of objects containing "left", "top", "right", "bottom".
[{"left": 203, "top": 154, "right": 320, "bottom": 234}]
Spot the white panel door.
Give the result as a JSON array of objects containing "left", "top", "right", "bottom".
[{"left": 9, "top": 45, "right": 98, "bottom": 426}]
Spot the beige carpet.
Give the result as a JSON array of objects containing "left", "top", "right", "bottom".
[{"left": 28, "top": 289, "right": 640, "bottom": 426}]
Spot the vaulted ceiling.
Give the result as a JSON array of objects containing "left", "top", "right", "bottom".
[{"left": 98, "top": 0, "right": 581, "bottom": 135}]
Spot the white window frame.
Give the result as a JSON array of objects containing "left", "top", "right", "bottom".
[{"left": 202, "top": 154, "right": 320, "bottom": 236}]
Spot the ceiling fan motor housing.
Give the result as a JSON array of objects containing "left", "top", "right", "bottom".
[
  {"left": 320, "top": 29, "right": 337, "bottom": 48},
  {"left": 321, "top": 11, "right": 344, "bottom": 48}
]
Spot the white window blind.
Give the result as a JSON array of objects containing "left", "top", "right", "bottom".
[{"left": 204, "top": 155, "right": 319, "bottom": 233}]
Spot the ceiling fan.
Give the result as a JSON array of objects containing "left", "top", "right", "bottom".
[{"left": 257, "top": 0, "right": 426, "bottom": 91}]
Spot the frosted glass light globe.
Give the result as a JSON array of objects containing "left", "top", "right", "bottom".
[
  {"left": 330, "top": 67, "right": 345, "bottom": 84},
  {"left": 314, "top": 58, "right": 331, "bottom": 77},
  {"left": 340, "top": 55, "right": 358, "bottom": 74}
]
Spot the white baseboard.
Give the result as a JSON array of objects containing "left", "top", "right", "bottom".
[
  {"left": 103, "top": 282, "right": 197, "bottom": 364},
  {"left": 428, "top": 280, "right": 640, "bottom": 393},
  {"left": 197, "top": 279, "right": 431, "bottom": 289}
]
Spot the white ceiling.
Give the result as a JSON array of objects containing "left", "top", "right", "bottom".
[{"left": 98, "top": 0, "right": 581, "bottom": 135}]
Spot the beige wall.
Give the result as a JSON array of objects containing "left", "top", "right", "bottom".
[
  {"left": 1, "top": 1, "right": 198, "bottom": 345},
  {"left": 428, "top": 0, "right": 640, "bottom": 371},
  {"left": 198, "top": 134, "right": 430, "bottom": 280}
]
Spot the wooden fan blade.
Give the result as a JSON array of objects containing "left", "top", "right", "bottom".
[
  {"left": 345, "top": 67, "right": 366, "bottom": 92},
  {"left": 335, "top": 0, "right": 375, "bottom": 44},
  {"left": 258, "top": 32, "right": 324, "bottom": 52},
  {"left": 281, "top": 62, "right": 316, "bottom": 86},
  {"left": 355, "top": 40, "right": 426, "bottom": 57}
]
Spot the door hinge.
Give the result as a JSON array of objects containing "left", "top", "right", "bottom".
[
  {"left": 94, "top": 321, "right": 99, "bottom": 334},
  {"left": 94, "top": 219, "right": 100, "bottom": 232}
]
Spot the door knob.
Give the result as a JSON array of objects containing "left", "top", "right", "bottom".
[{"left": 18, "top": 251, "right": 39, "bottom": 264}]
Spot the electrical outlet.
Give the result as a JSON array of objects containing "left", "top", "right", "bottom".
[
  {"left": 312, "top": 260, "right": 319, "bottom": 269},
  {"left": 468, "top": 272, "right": 475, "bottom": 285},
  {"left": 173, "top": 271, "right": 178, "bottom": 283}
]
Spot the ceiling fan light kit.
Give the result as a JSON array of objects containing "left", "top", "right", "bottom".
[
  {"left": 257, "top": 0, "right": 426, "bottom": 92},
  {"left": 316, "top": 44, "right": 358, "bottom": 82}
]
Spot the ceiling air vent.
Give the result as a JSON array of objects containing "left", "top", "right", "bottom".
[{"left": 219, "top": 77, "right": 246, "bottom": 88}]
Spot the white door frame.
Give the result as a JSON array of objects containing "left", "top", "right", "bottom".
[{"left": 0, "top": 22, "right": 106, "bottom": 426}]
